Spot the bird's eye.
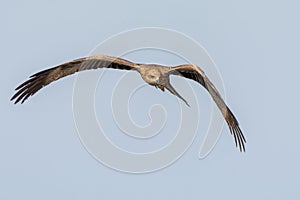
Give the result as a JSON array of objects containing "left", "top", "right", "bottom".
[{"left": 149, "top": 75, "right": 155, "bottom": 79}]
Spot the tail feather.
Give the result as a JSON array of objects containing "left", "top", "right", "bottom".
[{"left": 164, "top": 82, "right": 190, "bottom": 107}]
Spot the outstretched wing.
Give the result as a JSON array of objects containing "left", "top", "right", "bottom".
[
  {"left": 170, "top": 64, "right": 246, "bottom": 152},
  {"left": 11, "top": 55, "right": 138, "bottom": 104}
]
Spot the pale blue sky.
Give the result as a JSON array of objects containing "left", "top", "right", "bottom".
[{"left": 1, "top": 0, "right": 300, "bottom": 199}]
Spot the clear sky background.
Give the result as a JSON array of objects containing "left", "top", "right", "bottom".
[{"left": 1, "top": 0, "right": 299, "bottom": 199}]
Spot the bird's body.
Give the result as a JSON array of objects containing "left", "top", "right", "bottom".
[
  {"left": 138, "top": 65, "right": 165, "bottom": 86},
  {"left": 136, "top": 64, "right": 190, "bottom": 106},
  {"left": 11, "top": 55, "right": 246, "bottom": 152}
]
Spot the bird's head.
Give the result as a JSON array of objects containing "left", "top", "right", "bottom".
[
  {"left": 147, "top": 74, "right": 159, "bottom": 83},
  {"left": 144, "top": 70, "right": 160, "bottom": 85}
]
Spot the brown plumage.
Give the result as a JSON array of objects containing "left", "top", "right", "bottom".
[{"left": 11, "top": 55, "right": 246, "bottom": 152}]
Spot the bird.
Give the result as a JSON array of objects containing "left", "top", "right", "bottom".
[{"left": 11, "top": 55, "right": 246, "bottom": 152}]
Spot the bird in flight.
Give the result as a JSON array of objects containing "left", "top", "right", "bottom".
[{"left": 11, "top": 55, "right": 246, "bottom": 152}]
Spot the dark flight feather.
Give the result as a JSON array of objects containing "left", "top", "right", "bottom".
[
  {"left": 170, "top": 64, "right": 246, "bottom": 152},
  {"left": 11, "top": 55, "right": 137, "bottom": 104}
]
